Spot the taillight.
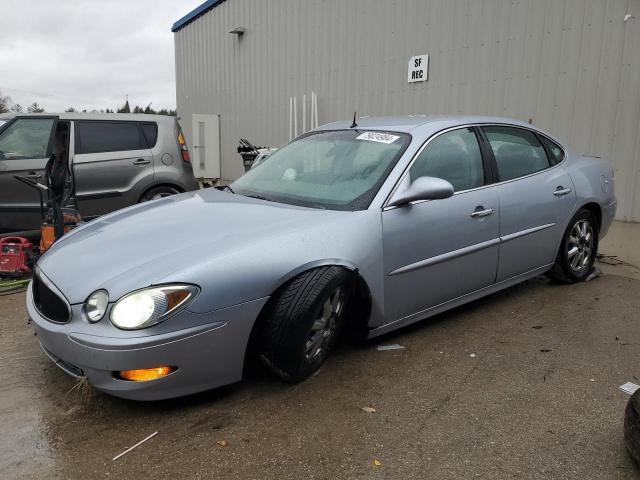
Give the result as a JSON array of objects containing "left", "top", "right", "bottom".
[{"left": 178, "top": 131, "right": 190, "bottom": 163}]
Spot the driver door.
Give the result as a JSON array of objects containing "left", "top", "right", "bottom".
[
  {"left": 0, "top": 116, "right": 57, "bottom": 232},
  {"left": 382, "top": 127, "right": 500, "bottom": 323}
]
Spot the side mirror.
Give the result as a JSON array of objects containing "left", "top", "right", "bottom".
[{"left": 387, "top": 176, "right": 454, "bottom": 207}]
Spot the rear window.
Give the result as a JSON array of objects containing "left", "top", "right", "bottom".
[
  {"left": 77, "top": 121, "right": 146, "bottom": 154},
  {"left": 483, "top": 126, "right": 550, "bottom": 181},
  {"left": 140, "top": 122, "right": 158, "bottom": 148},
  {"left": 539, "top": 135, "right": 565, "bottom": 165}
]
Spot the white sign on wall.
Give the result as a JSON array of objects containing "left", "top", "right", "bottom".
[{"left": 408, "top": 54, "right": 429, "bottom": 83}]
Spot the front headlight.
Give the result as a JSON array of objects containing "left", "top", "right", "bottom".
[{"left": 110, "top": 284, "right": 198, "bottom": 330}]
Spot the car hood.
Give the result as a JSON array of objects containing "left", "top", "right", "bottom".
[{"left": 38, "top": 189, "right": 346, "bottom": 305}]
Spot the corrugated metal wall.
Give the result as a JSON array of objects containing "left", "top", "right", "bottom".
[{"left": 175, "top": 0, "right": 640, "bottom": 221}]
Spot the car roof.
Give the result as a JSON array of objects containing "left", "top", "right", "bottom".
[
  {"left": 316, "top": 115, "right": 537, "bottom": 133},
  {"left": 3, "top": 112, "right": 175, "bottom": 123}
]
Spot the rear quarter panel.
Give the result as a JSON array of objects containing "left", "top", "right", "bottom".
[
  {"left": 563, "top": 151, "right": 617, "bottom": 238},
  {"left": 151, "top": 118, "right": 198, "bottom": 191}
]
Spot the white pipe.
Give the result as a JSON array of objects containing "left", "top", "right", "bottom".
[
  {"left": 313, "top": 92, "right": 318, "bottom": 129},
  {"left": 310, "top": 92, "right": 315, "bottom": 130},
  {"left": 293, "top": 96, "right": 298, "bottom": 138},
  {"left": 289, "top": 97, "right": 293, "bottom": 140},
  {"left": 302, "top": 94, "right": 306, "bottom": 133}
]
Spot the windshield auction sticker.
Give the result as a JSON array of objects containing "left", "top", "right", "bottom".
[{"left": 356, "top": 132, "right": 400, "bottom": 144}]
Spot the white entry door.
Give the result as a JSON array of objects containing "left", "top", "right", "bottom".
[{"left": 191, "top": 114, "right": 221, "bottom": 178}]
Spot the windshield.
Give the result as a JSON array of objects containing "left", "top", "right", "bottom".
[{"left": 231, "top": 130, "right": 410, "bottom": 210}]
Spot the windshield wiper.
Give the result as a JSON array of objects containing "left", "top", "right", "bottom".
[
  {"left": 224, "top": 185, "right": 235, "bottom": 194},
  {"left": 243, "top": 193, "right": 272, "bottom": 202}
]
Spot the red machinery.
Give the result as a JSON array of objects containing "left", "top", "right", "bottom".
[{"left": 0, "top": 237, "right": 34, "bottom": 277}]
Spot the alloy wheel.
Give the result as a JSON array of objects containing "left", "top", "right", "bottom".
[
  {"left": 567, "top": 219, "right": 594, "bottom": 272},
  {"left": 305, "top": 287, "right": 344, "bottom": 360}
]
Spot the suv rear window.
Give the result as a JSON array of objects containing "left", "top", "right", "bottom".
[
  {"left": 77, "top": 121, "right": 146, "bottom": 154},
  {"left": 140, "top": 122, "right": 158, "bottom": 148}
]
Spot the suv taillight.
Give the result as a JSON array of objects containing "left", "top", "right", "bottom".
[{"left": 178, "top": 131, "right": 190, "bottom": 163}]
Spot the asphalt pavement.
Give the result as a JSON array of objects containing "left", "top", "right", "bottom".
[{"left": 1, "top": 266, "right": 639, "bottom": 479}]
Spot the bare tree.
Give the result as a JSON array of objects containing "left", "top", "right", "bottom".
[
  {"left": 27, "top": 102, "right": 45, "bottom": 113},
  {"left": 11, "top": 103, "right": 23, "bottom": 113}
]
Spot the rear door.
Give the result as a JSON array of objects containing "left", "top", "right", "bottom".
[
  {"left": 382, "top": 126, "right": 500, "bottom": 322},
  {"left": 481, "top": 125, "right": 576, "bottom": 281},
  {"left": 73, "top": 120, "right": 154, "bottom": 216},
  {"left": 0, "top": 116, "right": 57, "bottom": 232}
]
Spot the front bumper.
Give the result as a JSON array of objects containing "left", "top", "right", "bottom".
[{"left": 27, "top": 285, "right": 268, "bottom": 400}]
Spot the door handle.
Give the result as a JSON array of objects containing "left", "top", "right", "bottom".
[
  {"left": 554, "top": 187, "right": 572, "bottom": 197},
  {"left": 470, "top": 207, "right": 494, "bottom": 218},
  {"left": 133, "top": 158, "right": 151, "bottom": 166},
  {"left": 26, "top": 172, "right": 42, "bottom": 179}
]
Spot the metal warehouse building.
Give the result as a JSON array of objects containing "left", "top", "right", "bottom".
[{"left": 173, "top": 0, "right": 640, "bottom": 221}]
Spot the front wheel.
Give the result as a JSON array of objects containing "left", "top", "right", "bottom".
[
  {"left": 258, "top": 266, "right": 352, "bottom": 383},
  {"left": 546, "top": 208, "right": 598, "bottom": 283}
]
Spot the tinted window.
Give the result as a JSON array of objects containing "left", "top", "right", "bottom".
[
  {"left": 410, "top": 127, "right": 484, "bottom": 192},
  {"left": 540, "top": 136, "right": 564, "bottom": 165},
  {"left": 0, "top": 118, "right": 54, "bottom": 160},
  {"left": 77, "top": 121, "right": 146, "bottom": 154},
  {"left": 141, "top": 122, "right": 158, "bottom": 148},
  {"left": 484, "top": 126, "right": 550, "bottom": 181}
]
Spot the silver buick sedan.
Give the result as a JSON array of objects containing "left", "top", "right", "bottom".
[{"left": 28, "top": 115, "right": 617, "bottom": 400}]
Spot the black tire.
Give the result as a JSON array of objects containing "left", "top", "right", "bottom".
[
  {"left": 139, "top": 186, "right": 181, "bottom": 202},
  {"left": 546, "top": 208, "right": 599, "bottom": 283},
  {"left": 258, "top": 266, "right": 352, "bottom": 383},
  {"left": 625, "top": 389, "right": 640, "bottom": 468}
]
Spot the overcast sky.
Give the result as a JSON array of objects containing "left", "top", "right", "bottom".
[{"left": 0, "top": 0, "right": 204, "bottom": 112}]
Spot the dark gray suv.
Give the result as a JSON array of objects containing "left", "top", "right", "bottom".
[{"left": 0, "top": 113, "right": 198, "bottom": 232}]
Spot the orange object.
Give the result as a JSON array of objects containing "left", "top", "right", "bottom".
[
  {"left": 39, "top": 211, "right": 82, "bottom": 253},
  {"left": 118, "top": 366, "right": 176, "bottom": 382},
  {"left": 39, "top": 225, "right": 56, "bottom": 253}
]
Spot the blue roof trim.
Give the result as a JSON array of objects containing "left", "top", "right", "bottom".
[{"left": 171, "top": 0, "right": 226, "bottom": 32}]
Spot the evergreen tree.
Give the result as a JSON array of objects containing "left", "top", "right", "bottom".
[{"left": 117, "top": 98, "right": 131, "bottom": 113}]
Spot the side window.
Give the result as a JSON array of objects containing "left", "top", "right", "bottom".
[
  {"left": 539, "top": 135, "right": 564, "bottom": 165},
  {"left": 0, "top": 118, "right": 54, "bottom": 160},
  {"left": 409, "top": 127, "right": 484, "bottom": 192},
  {"left": 140, "top": 122, "right": 158, "bottom": 148},
  {"left": 483, "top": 126, "right": 550, "bottom": 181},
  {"left": 77, "top": 121, "right": 146, "bottom": 154}
]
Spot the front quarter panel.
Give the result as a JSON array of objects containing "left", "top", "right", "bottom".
[{"left": 164, "top": 209, "right": 387, "bottom": 326}]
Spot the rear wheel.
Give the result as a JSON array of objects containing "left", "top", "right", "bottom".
[
  {"left": 140, "top": 186, "right": 181, "bottom": 202},
  {"left": 546, "top": 208, "right": 598, "bottom": 283},
  {"left": 258, "top": 266, "right": 352, "bottom": 383}
]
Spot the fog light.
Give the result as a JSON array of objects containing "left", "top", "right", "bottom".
[{"left": 117, "top": 366, "right": 176, "bottom": 382}]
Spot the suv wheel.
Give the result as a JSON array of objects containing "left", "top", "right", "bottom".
[{"left": 140, "top": 186, "right": 181, "bottom": 202}]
